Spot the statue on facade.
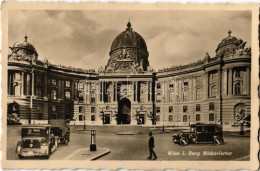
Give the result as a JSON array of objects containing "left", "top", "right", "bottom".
[{"left": 98, "top": 66, "right": 105, "bottom": 73}]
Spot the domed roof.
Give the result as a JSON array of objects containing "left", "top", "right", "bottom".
[
  {"left": 12, "top": 36, "right": 38, "bottom": 56},
  {"left": 110, "top": 22, "right": 147, "bottom": 53},
  {"left": 216, "top": 30, "right": 244, "bottom": 52}
]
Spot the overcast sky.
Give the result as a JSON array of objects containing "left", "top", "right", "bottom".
[{"left": 8, "top": 10, "right": 251, "bottom": 70}]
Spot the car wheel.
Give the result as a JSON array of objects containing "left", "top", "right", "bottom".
[
  {"left": 214, "top": 137, "right": 223, "bottom": 145},
  {"left": 189, "top": 134, "right": 197, "bottom": 143},
  {"left": 18, "top": 154, "right": 23, "bottom": 159},
  {"left": 180, "top": 137, "right": 189, "bottom": 146}
]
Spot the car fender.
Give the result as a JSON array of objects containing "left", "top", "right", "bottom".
[{"left": 16, "top": 141, "right": 22, "bottom": 154}]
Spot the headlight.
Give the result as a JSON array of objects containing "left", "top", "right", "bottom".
[
  {"left": 41, "top": 145, "right": 48, "bottom": 151},
  {"left": 29, "top": 143, "right": 33, "bottom": 148}
]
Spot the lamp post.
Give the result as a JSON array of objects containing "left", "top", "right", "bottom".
[{"left": 162, "top": 95, "right": 166, "bottom": 133}]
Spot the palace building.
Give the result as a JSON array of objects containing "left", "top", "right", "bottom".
[{"left": 7, "top": 22, "right": 251, "bottom": 129}]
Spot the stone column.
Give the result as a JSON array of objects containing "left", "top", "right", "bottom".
[
  {"left": 228, "top": 68, "right": 233, "bottom": 96},
  {"left": 223, "top": 68, "right": 228, "bottom": 96},
  {"left": 44, "top": 75, "right": 47, "bottom": 98},
  {"left": 31, "top": 71, "right": 35, "bottom": 96},
  {"left": 88, "top": 82, "right": 91, "bottom": 102},
  {"left": 21, "top": 72, "right": 24, "bottom": 96},
  {"left": 246, "top": 67, "right": 250, "bottom": 95},
  {"left": 218, "top": 69, "right": 221, "bottom": 98},
  {"left": 150, "top": 81, "right": 152, "bottom": 102},
  {"left": 204, "top": 72, "right": 208, "bottom": 99},
  {"left": 132, "top": 81, "right": 135, "bottom": 102}
]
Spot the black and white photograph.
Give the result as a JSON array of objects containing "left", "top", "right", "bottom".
[{"left": 1, "top": 2, "right": 259, "bottom": 170}]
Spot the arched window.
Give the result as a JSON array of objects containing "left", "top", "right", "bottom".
[
  {"left": 196, "top": 88, "right": 202, "bottom": 100},
  {"left": 235, "top": 82, "right": 242, "bottom": 95},
  {"left": 210, "top": 85, "right": 217, "bottom": 98},
  {"left": 65, "top": 91, "right": 71, "bottom": 99},
  {"left": 51, "top": 89, "right": 57, "bottom": 100},
  {"left": 196, "top": 114, "right": 200, "bottom": 121},
  {"left": 209, "top": 113, "right": 214, "bottom": 121},
  {"left": 14, "top": 84, "right": 21, "bottom": 96}
]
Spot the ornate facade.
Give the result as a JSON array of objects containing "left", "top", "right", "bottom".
[{"left": 7, "top": 23, "right": 251, "bottom": 129}]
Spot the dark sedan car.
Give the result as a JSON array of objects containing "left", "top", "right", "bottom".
[{"left": 172, "top": 123, "right": 224, "bottom": 145}]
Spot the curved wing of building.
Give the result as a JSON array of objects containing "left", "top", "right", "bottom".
[{"left": 7, "top": 23, "right": 251, "bottom": 130}]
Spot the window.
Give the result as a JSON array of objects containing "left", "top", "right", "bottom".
[
  {"left": 196, "top": 88, "right": 202, "bottom": 100},
  {"left": 169, "top": 83, "right": 174, "bottom": 88},
  {"left": 156, "top": 107, "right": 160, "bottom": 113},
  {"left": 209, "top": 113, "right": 215, "bottom": 121},
  {"left": 14, "top": 85, "right": 21, "bottom": 96},
  {"left": 183, "top": 105, "right": 188, "bottom": 112},
  {"left": 79, "top": 106, "right": 83, "bottom": 113},
  {"left": 196, "top": 114, "right": 200, "bottom": 121},
  {"left": 51, "top": 79, "right": 57, "bottom": 86},
  {"left": 209, "top": 102, "right": 214, "bottom": 110},
  {"left": 79, "top": 115, "right": 83, "bottom": 121},
  {"left": 35, "top": 87, "right": 42, "bottom": 97},
  {"left": 183, "top": 81, "right": 188, "bottom": 101},
  {"left": 36, "top": 76, "right": 42, "bottom": 83},
  {"left": 65, "top": 81, "right": 71, "bottom": 88},
  {"left": 183, "top": 115, "right": 188, "bottom": 122},
  {"left": 169, "top": 106, "right": 173, "bottom": 113},
  {"left": 210, "top": 85, "right": 217, "bottom": 98},
  {"left": 51, "top": 89, "right": 57, "bottom": 100},
  {"left": 15, "top": 73, "right": 21, "bottom": 81},
  {"left": 91, "top": 97, "right": 96, "bottom": 103},
  {"left": 235, "top": 82, "right": 241, "bottom": 95},
  {"left": 91, "top": 115, "right": 96, "bottom": 121},
  {"left": 235, "top": 70, "right": 241, "bottom": 78},
  {"left": 52, "top": 105, "right": 56, "bottom": 112},
  {"left": 156, "top": 83, "right": 161, "bottom": 89},
  {"left": 156, "top": 115, "right": 160, "bottom": 121},
  {"left": 65, "top": 91, "right": 71, "bottom": 99},
  {"left": 168, "top": 115, "right": 173, "bottom": 121},
  {"left": 91, "top": 107, "right": 96, "bottom": 113},
  {"left": 196, "top": 104, "right": 200, "bottom": 112},
  {"left": 78, "top": 83, "right": 84, "bottom": 90}
]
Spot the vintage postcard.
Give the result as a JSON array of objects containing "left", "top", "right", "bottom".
[{"left": 1, "top": 2, "right": 259, "bottom": 170}]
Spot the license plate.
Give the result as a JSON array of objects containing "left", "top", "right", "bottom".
[{"left": 24, "top": 151, "right": 34, "bottom": 156}]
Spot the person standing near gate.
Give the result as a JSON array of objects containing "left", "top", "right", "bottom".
[{"left": 147, "top": 131, "right": 157, "bottom": 160}]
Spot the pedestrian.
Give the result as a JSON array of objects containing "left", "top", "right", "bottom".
[{"left": 147, "top": 131, "right": 157, "bottom": 160}]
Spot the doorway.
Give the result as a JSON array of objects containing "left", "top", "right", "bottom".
[
  {"left": 117, "top": 98, "right": 131, "bottom": 124},
  {"left": 104, "top": 114, "right": 110, "bottom": 124}
]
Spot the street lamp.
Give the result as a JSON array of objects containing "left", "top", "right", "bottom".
[{"left": 162, "top": 95, "right": 166, "bottom": 133}]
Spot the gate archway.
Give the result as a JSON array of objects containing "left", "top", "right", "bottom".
[{"left": 117, "top": 98, "right": 131, "bottom": 124}]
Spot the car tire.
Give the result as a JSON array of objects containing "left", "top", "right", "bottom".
[
  {"left": 214, "top": 137, "right": 223, "bottom": 145},
  {"left": 18, "top": 154, "right": 23, "bottom": 159},
  {"left": 180, "top": 137, "right": 189, "bottom": 146}
]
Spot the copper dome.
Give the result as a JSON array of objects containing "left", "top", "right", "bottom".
[
  {"left": 216, "top": 30, "right": 244, "bottom": 53},
  {"left": 12, "top": 36, "right": 38, "bottom": 57},
  {"left": 110, "top": 22, "right": 147, "bottom": 54}
]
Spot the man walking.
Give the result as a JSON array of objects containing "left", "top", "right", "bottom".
[{"left": 147, "top": 131, "right": 157, "bottom": 160}]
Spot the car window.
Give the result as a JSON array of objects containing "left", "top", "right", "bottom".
[
  {"left": 22, "top": 128, "right": 46, "bottom": 137},
  {"left": 207, "top": 126, "right": 215, "bottom": 133},
  {"left": 196, "top": 126, "right": 206, "bottom": 132}
]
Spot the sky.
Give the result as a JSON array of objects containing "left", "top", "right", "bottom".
[{"left": 8, "top": 10, "right": 251, "bottom": 71}]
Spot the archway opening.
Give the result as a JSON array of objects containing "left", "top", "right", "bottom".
[{"left": 117, "top": 98, "right": 131, "bottom": 124}]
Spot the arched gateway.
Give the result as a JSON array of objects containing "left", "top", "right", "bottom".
[{"left": 117, "top": 98, "right": 131, "bottom": 124}]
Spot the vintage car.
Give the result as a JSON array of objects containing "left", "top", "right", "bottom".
[
  {"left": 172, "top": 123, "right": 224, "bottom": 145},
  {"left": 16, "top": 125, "right": 57, "bottom": 159},
  {"left": 49, "top": 119, "right": 70, "bottom": 145}
]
